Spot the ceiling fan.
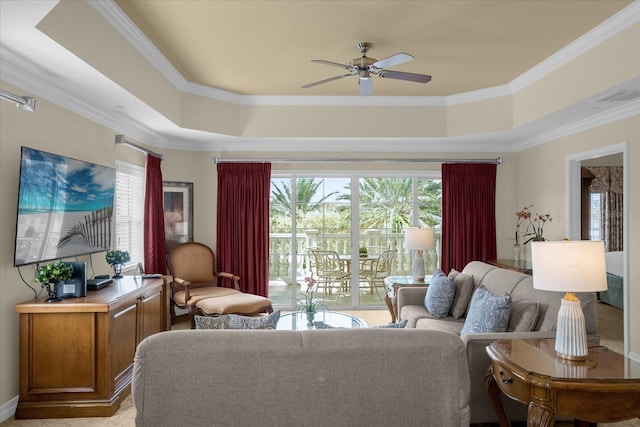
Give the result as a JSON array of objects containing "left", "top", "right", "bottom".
[{"left": 302, "top": 42, "right": 432, "bottom": 96}]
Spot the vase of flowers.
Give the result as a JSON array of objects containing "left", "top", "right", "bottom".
[
  {"left": 35, "top": 260, "right": 74, "bottom": 303},
  {"left": 296, "top": 277, "right": 326, "bottom": 326},
  {"left": 513, "top": 244, "right": 521, "bottom": 262},
  {"left": 105, "top": 250, "right": 130, "bottom": 279},
  {"left": 516, "top": 205, "right": 552, "bottom": 245},
  {"left": 514, "top": 206, "right": 531, "bottom": 261}
]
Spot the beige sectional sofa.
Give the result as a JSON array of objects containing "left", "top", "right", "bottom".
[
  {"left": 397, "top": 260, "right": 599, "bottom": 425},
  {"left": 133, "top": 328, "right": 471, "bottom": 427}
]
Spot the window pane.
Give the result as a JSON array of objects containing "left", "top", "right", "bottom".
[
  {"left": 115, "top": 162, "right": 144, "bottom": 268},
  {"left": 590, "top": 193, "right": 601, "bottom": 241}
]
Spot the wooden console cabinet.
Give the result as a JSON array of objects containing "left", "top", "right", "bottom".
[{"left": 14, "top": 276, "right": 169, "bottom": 419}]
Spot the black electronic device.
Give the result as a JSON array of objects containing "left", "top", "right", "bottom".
[
  {"left": 14, "top": 147, "right": 116, "bottom": 267},
  {"left": 56, "top": 261, "right": 87, "bottom": 298},
  {"left": 87, "top": 277, "right": 113, "bottom": 291}
]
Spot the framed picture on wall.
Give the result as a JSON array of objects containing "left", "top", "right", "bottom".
[{"left": 163, "top": 181, "right": 193, "bottom": 244}]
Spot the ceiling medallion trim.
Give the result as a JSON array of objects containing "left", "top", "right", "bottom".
[{"left": 93, "top": 0, "right": 638, "bottom": 108}]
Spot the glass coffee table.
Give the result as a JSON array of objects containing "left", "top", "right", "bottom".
[{"left": 277, "top": 311, "right": 367, "bottom": 330}]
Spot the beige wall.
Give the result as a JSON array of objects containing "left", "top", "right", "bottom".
[
  {"left": 0, "top": 83, "right": 136, "bottom": 406},
  {"left": 1, "top": 80, "right": 638, "bottom": 412},
  {"left": 515, "top": 117, "right": 639, "bottom": 356}
]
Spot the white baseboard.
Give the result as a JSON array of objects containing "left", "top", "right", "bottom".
[{"left": 0, "top": 395, "right": 18, "bottom": 423}]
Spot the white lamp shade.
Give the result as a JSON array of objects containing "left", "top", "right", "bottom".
[
  {"left": 531, "top": 241, "right": 607, "bottom": 293},
  {"left": 403, "top": 227, "right": 435, "bottom": 250}
]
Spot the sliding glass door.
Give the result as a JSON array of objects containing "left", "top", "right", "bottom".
[{"left": 269, "top": 174, "right": 441, "bottom": 309}]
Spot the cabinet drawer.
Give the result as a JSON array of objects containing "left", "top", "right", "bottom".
[{"left": 492, "top": 361, "right": 529, "bottom": 403}]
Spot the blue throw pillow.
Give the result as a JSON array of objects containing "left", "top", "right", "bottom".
[
  {"left": 423, "top": 269, "right": 455, "bottom": 318},
  {"left": 460, "top": 285, "right": 512, "bottom": 335}
]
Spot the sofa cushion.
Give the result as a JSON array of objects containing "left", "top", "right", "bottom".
[
  {"left": 424, "top": 269, "right": 456, "bottom": 318},
  {"left": 416, "top": 317, "right": 465, "bottom": 335},
  {"left": 460, "top": 286, "right": 512, "bottom": 335},
  {"left": 507, "top": 299, "right": 540, "bottom": 332},
  {"left": 194, "top": 310, "right": 280, "bottom": 330},
  {"left": 400, "top": 304, "right": 432, "bottom": 328},
  {"left": 448, "top": 269, "right": 475, "bottom": 319}
]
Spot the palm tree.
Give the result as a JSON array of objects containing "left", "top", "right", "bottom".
[
  {"left": 338, "top": 178, "right": 441, "bottom": 233},
  {"left": 270, "top": 177, "right": 338, "bottom": 219},
  {"left": 418, "top": 179, "right": 442, "bottom": 228}
]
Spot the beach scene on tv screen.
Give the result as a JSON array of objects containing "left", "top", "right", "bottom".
[{"left": 14, "top": 147, "right": 115, "bottom": 266}]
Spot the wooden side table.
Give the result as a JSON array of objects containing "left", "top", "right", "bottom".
[
  {"left": 383, "top": 275, "right": 430, "bottom": 323},
  {"left": 485, "top": 338, "right": 640, "bottom": 426}
]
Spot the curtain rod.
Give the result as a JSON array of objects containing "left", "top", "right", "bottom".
[
  {"left": 213, "top": 157, "right": 502, "bottom": 164},
  {"left": 115, "top": 135, "right": 163, "bottom": 159},
  {"left": 0, "top": 89, "right": 36, "bottom": 112}
]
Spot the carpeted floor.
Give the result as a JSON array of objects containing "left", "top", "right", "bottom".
[{"left": 2, "top": 303, "right": 637, "bottom": 426}]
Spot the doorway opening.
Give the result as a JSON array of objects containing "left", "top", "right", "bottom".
[{"left": 566, "top": 142, "right": 628, "bottom": 356}]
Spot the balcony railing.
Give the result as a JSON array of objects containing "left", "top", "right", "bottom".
[{"left": 269, "top": 229, "right": 441, "bottom": 284}]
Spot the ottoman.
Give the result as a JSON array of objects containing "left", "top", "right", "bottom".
[{"left": 191, "top": 293, "right": 273, "bottom": 327}]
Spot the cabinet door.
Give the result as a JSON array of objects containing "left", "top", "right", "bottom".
[
  {"left": 112, "top": 302, "right": 139, "bottom": 391},
  {"left": 139, "top": 288, "right": 164, "bottom": 342}
]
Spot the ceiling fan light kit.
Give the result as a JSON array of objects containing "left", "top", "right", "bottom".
[{"left": 302, "top": 42, "right": 432, "bottom": 96}]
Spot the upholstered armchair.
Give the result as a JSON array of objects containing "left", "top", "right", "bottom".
[{"left": 167, "top": 242, "right": 272, "bottom": 326}]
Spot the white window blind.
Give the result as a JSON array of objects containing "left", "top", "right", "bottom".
[{"left": 115, "top": 161, "right": 144, "bottom": 268}]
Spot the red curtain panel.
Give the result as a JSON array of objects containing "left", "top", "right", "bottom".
[
  {"left": 144, "top": 155, "right": 167, "bottom": 274},
  {"left": 441, "top": 163, "right": 497, "bottom": 273},
  {"left": 216, "top": 163, "right": 272, "bottom": 296}
]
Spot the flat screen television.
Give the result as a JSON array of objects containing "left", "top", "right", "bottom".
[{"left": 14, "top": 147, "right": 116, "bottom": 267}]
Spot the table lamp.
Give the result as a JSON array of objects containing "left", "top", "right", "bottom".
[
  {"left": 531, "top": 240, "right": 607, "bottom": 361},
  {"left": 403, "top": 227, "right": 435, "bottom": 282}
]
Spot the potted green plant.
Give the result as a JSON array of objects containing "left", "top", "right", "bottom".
[
  {"left": 359, "top": 246, "right": 368, "bottom": 258},
  {"left": 105, "top": 249, "right": 131, "bottom": 279},
  {"left": 35, "top": 260, "right": 74, "bottom": 303}
]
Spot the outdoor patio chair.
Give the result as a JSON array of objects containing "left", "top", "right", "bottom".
[
  {"left": 361, "top": 250, "right": 397, "bottom": 300},
  {"left": 310, "top": 249, "right": 350, "bottom": 298}
]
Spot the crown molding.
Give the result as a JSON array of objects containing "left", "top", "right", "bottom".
[
  {"left": 5, "top": 1, "right": 637, "bottom": 155},
  {"left": 510, "top": 1, "right": 640, "bottom": 92},
  {"left": 88, "top": 0, "right": 187, "bottom": 90},
  {"left": 1, "top": 46, "right": 166, "bottom": 146},
  {"left": 515, "top": 99, "right": 640, "bottom": 150},
  {"left": 168, "top": 131, "right": 519, "bottom": 153},
  {"left": 95, "top": 0, "right": 639, "bottom": 108}
]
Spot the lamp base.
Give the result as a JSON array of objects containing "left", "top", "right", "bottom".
[
  {"left": 412, "top": 250, "right": 425, "bottom": 282},
  {"left": 555, "top": 292, "right": 588, "bottom": 361}
]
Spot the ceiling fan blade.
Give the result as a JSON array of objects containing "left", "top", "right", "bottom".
[
  {"left": 359, "top": 77, "right": 373, "bottom": 96},
  {"left": 378, "top": 70, "right": 432, "bottom": 84},
  {"left": 311, "top": 59, "right": 353, "bottom": 70},
  {"left": 372, "top": 53, "right": 414, "bottom": 69},
  {"left": 302, "top": 74, "right": 353, "bottom": 89}
]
